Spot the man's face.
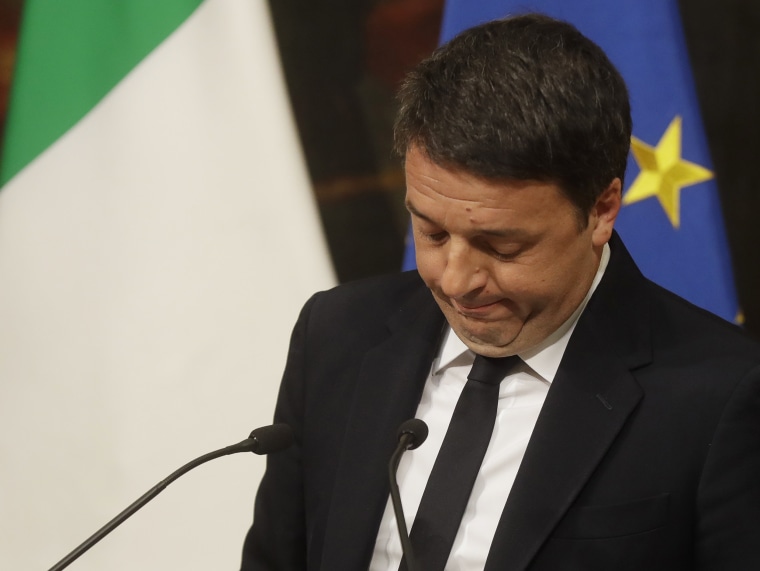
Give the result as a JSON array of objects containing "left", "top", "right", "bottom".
[{"left": 405, "top": 145, "right": 620, "bottom": 358}]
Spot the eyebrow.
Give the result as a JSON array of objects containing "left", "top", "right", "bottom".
[
  {"left": 405, "top": 199, "right": 531, "bottom": 239},
  {"left": 405, "top": 199, "right": 434, "bottom": 224}
]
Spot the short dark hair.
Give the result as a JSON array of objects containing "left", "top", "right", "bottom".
[{"left": 394, "top": 13, "right": 632, "bottom": 220}]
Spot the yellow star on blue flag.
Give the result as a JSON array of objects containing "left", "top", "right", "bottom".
[{"left": 624, "top": 116, "right": 713, "bottom": 228}]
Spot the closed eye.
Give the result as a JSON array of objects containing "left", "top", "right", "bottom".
[
  {"left": 425, "top": 231, "right": 449, "bottom": 243},
  {"left": 478, "top": 239, "right": 523, "bottom": 261},
  {"left": 489, "top": 248, "right": 519, "bottom": 261}
]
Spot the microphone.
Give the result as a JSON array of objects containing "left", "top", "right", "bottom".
[
  {"left": 388, "top": 418, "right": 428, "bottom": 571},
  {"left": 48, "top": 423, "right": 293, "bottom": 571}
]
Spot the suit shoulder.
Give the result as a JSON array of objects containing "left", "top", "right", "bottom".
[
  {"left": 644, "top": 278, "right": 760, "bottom": 359},
  {"left": 303, "top": 270, "right": 430, "bottom": 325},
  {"left": 318, "top": 270, "right": 426, "bottom": 303}
]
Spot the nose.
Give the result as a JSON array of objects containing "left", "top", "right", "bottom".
[{"left": 439, "top": 241, "right": 488, "bottom": 300}]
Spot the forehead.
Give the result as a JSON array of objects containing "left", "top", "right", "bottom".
[{"left": 404, "top": 146, "right": 573, "bottom": 221}]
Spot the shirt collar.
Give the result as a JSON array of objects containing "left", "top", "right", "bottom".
[{"left": 433, "top": 242, "right": 610, "bottom": 383}]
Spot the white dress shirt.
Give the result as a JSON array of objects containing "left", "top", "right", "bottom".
[{"left": 369, "top": 244, "right": 610, "bottom": 571}]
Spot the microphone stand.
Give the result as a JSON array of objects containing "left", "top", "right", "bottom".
[
  {"left": 48, "top": 424, "right": 292, "bottom": 571},
  {"left": 389, "top": 432, "right": 420, "bottom": 571},
  {"left": 388, "top": 419, "right": 428, "bottom": 571}
]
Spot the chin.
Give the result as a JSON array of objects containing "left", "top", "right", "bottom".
[
  {"left": 459, "top": 329, "right": 521, "bottom": 358},
  {"left": 470, "top": 344, "right": 517, "bottom": 358}
]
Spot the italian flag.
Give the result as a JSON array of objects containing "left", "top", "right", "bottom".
[{"left": 0, "top": 1, "right": 334, "bottom": 569}]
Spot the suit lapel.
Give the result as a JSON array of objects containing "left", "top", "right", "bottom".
[
  {"left": 319, "top": 282, "right": 445, "bottom": 570},
  {"left": 486, "top": 235, "right": 653, "bottom": 571}
]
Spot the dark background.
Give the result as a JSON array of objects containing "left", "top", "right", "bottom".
[{"left": 1, "top": 0, "right": 758, "bottom": 338}]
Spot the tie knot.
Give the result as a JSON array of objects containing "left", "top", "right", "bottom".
[{"left": 468, "top": 354, "right": 522, "bottom": 385}]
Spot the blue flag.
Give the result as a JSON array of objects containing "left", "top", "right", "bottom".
[{"left": 402, "top": 0, "right": 740, "bottom": 324}]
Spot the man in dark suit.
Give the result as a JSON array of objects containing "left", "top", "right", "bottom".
[{"left": 241, "top": 14, "right": 760, "bottom": 570}]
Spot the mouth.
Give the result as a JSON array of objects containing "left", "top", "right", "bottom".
[{"left": 450, "top": 298, "right": 504, "bottom": 318}]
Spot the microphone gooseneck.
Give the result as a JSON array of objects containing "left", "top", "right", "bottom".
[
  {"left": 388, "top": 418, "right": 429, "bottom": 571},
  {"left": 48, "top": 424, "right": 293, "bottom": 571}
]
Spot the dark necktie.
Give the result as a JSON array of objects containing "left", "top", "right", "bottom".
[{"left": 400, "top": 354, "right": 522, "bottom": 571}]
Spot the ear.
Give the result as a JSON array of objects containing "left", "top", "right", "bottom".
[{"left": 590, "top": 178, "right": 622, "bottom": 247}]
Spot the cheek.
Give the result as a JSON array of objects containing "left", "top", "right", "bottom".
[
  {"left": 490, "top": 263, "right": 558, "bottom": 305},
  {"left": 414, "top": 248, "right": 443, "bottom": 286},
  {"left": 520, "top": 252, "right": 592, "bottom": 310}
]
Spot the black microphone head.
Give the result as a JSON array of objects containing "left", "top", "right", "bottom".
[
  {"left": 397, "top": 418, "right": 428, "bottom": 450},
  {"left": 248, "top": 423, "right": 294, "bottom": 455}
]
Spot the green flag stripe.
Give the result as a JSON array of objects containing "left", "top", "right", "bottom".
[{"left": 0, "top": 0, "right": 204, "bottom": 186}]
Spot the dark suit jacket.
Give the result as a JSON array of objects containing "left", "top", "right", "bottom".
[{"left": 241, "top": 234, "right": 760, "bottom": 570}]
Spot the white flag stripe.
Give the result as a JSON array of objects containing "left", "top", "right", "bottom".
[{"left": 0, "top": 0, "right": 334, "bottom": 569}]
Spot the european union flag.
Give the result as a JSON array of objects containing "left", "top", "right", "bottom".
[{"left": 402, "top": 0, "right": 740, "bottom": 324}]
